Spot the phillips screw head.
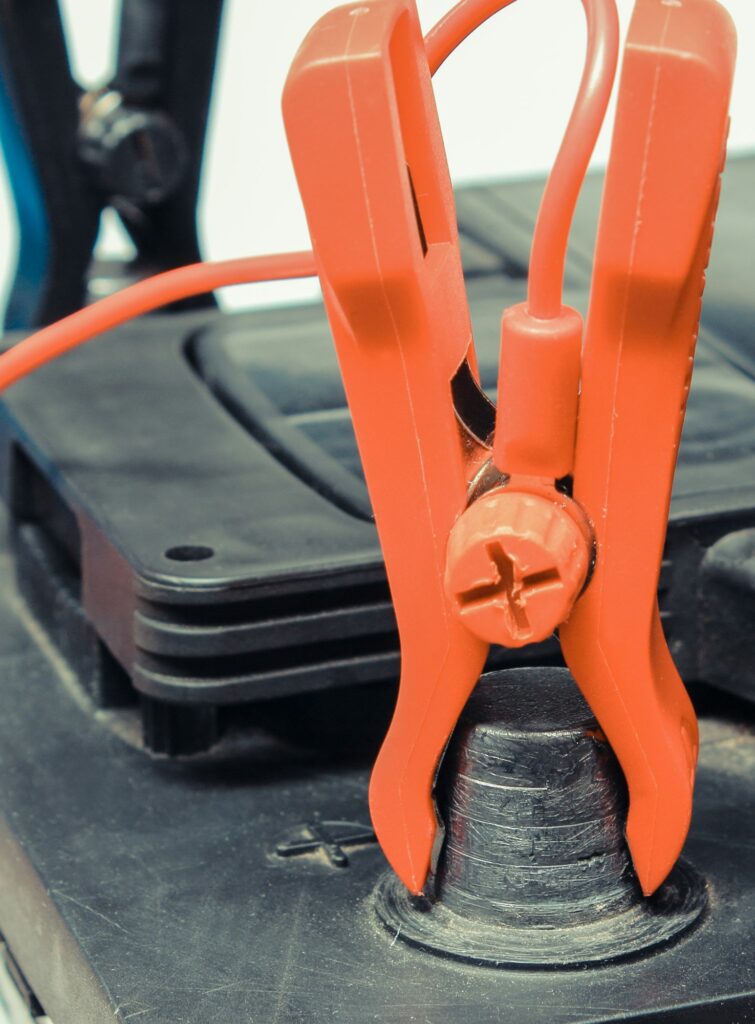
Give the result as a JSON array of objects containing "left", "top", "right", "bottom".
[{"left": 444, "top": 489, "right": 591, "bottom": 648}]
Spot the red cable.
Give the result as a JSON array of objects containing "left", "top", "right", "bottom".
[
  {"left": 0, "top": 252, "right": 316, "bottom": 391},
  {"left": 526, "top": 0, "right": 618, "bottom": 318},
  {"left": 0, "top": 0, "right": 618, "bottom": 392},
  {"left": 426, "top": 0, "right": 619, "bottom": 319},
  {"left": 425, "top": 0, "right": 517, "bottom": 71}
]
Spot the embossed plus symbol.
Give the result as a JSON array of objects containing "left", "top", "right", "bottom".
[{"left": 275, "top": 818, "right": 377, "bottom": 867}]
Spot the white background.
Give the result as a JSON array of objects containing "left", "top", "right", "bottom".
[{"left": 0, "top": 0, "right": 753, "bottom": 314}]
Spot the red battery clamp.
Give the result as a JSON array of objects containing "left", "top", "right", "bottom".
[{"left": 283, "top": 0, "right": 736, "bottom": 898}]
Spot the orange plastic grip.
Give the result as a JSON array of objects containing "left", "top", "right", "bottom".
[
  {"left": 494, "top": 303, "right": 582, "bottom": 478},
  {"left": 561, "top": 0, "right": 736, "bottom": 896},
  {"left": 283, "top": 0, "right": 489, "bottom": 894}
]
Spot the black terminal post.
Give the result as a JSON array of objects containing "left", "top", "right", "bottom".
[{"left": 377, "top": 668, "right": 707, "bottom": 967}]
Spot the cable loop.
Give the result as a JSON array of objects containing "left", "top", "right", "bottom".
[{"left": 425, "top": 0, "right": 619, "bottom": 319}]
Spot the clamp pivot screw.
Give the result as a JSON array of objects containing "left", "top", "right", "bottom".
[{"left": 445, "top": 490, "right": 590, "bottom": 647}]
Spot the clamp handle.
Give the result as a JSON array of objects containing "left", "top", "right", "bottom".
[
  {"left": 561, "top": 0, "right": 736, "bottom": 895},
  {"left": 284, "top": 0, "right": 489, "bottom": 893}
]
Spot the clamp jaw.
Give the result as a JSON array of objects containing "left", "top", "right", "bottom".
[
  {"left": 283, "top": 0, "right": 735, "bottom": 897},
  {"left": 560, "top": 0, "right": 735, "bottom": 895},
  {"left": 284, "top": 0, "right": 490, "bottom": 895}
]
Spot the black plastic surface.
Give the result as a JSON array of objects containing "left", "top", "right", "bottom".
[
  {"left": 699, "top": 529, "right": 755, "bottom": 703},
  {"left": 0, "top": 575, "right": 753, "bottom": 1023}
]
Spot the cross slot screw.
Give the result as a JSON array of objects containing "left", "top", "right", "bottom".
[{"left": 444, "top": 489, "right": 590, "bottom": 648}]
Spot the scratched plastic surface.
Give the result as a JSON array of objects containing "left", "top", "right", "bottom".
[{"left": 0, "top": 562, "right": 754, "bottom": 1022}]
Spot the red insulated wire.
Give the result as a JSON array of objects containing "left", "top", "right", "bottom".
[
  {"left": 525, "top": 0, "right": 618, "bottom": 318},
  {"left": 425, "top": 0, "right": 518, "bottom": 71},
  {"left": 0, "top": 252, "right": 317, "bottom": 390},
  {"left": 0, "top": 0, "right": 618, "bottom": 392},
  {"left": 426, "top": 0, "right": 619, "bottom": 319}
]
